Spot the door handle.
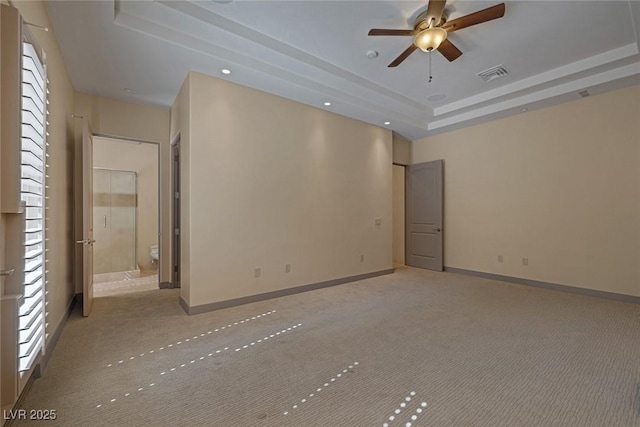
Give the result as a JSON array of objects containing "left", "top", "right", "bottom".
[
  {"left": 0, "top": 268, "right": 15, "bottom": 277},
  {"left": 104, "top": 215, "right": 107, "bottom": 228},
  {"left": 76, "top": 239, "right": 96, "bottom": 245}
]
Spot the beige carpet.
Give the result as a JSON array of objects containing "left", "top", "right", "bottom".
[{"left": 13, "top": 267, "right": 640, "bottom": 426}]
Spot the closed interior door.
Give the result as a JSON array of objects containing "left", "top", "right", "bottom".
[
  {"left": 406, "top": 160, "right": 443, "bottom": 271},
  {"left": 92, "top": 169, "right": 137, "bottom": 273}
]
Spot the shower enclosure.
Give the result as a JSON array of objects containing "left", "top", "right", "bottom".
[{"left": 92, "top": 168, "right": 137, "bottom": 274}]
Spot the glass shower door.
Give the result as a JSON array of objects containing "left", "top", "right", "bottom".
[{"left": 93, "top": 169, "right": 137, "bottom": 273}]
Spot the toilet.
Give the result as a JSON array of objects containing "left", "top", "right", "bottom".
[{"left": 149, "top": 244, "right": 159, "bottom": 265}]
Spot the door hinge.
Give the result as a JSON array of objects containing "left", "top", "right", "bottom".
[
  {"left": 174, "top": 228, "right": 180, "bottom": 236},
  {"left": 175, "top": 192, "right": 179, "bottom": 199}
]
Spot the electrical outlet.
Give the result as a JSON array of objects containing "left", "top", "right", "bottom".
[
  {"left": 497, "top": 255, "right": 503, "bottom": 263},
  {"left": 285, "top": 264, "right": 291, "bottom": 273},
  {"left": 522, "top": 258, "right": 528, "bottom": 266},
  {"left": 254, "top": 267, "right": 261, "bottom": 277},
  {"left": 360, "top": 254, "right": 364, "bottom": 262},
  {"left": 375, "top": 218, "right": 382, "bottom": 228}
]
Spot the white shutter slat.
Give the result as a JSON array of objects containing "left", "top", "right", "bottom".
[
  {"left": 22, "top": 138, "right": 44, "bottom": 159},
  {"left": 19, "top": 302, "right": 43, "bottom": 332},
  {"left": 21, "top": 109, "right": 44, "bottom": 136},
  {"left": 19, "top": 335, "right": 44, "bottom": 373},
  {"left": 22, "top": 58, "right": 44, "bottom": 89},
  {"left": 23, "top": 43, "right": 44, "bottom": 78},
  {"left": 24, "top": 248, "right": 43, "bottom": 260},
  {"left": 21, "top": 179, "right": 43, "bottom": 196},
  {"left": 24, "top": 258, "right": 43, "bottom": 273},
  {"left": 22, "top": 124, "right": 44, "bottom": 146}
]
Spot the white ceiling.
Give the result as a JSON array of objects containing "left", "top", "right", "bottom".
[{"left": 45, "top": 0, "right": 640, "bottom": 140}]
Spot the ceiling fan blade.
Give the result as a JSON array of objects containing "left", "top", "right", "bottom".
[
  {"left": 437, "top": 39, "right": 463, "bottom": 62},
  {"left": 368, "top": 29, "right": 417, "bottom": 36},
  {"left": 425, "top": 0, "right": 447, "bottom": 27},
  {"left": 442, "top": 3, "right": 505, "bottom": 33},
  {"left": 388, "top": 44, "right": 418, "bottom": 67}
]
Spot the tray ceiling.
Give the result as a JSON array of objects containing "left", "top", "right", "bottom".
[{"left": 46, "top": 0, "right": 640, "bottom": 140}]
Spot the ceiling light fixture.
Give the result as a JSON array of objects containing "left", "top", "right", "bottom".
[
  {"left": 427, "top": 93, "right": 446, "bottom": 102},
  {"left": 414, "top": 27, "right": 447, "bottom": 52},
  {"left": 221, "top": 68, "right": 231, "bottom": 75},
  {"left": 384, "top": 121, "right": 391, "bottom": 125},
  {"left": 520, "top": 107, "right": 528, "bottom": 112},
  {"left": 414, "top": 19, "right": 448, "bottom": 83},
  {"left": 324, "top": 102, "right": 331, "bottom": 106}
]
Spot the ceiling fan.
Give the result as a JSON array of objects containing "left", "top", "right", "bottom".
[{"left": 368, "top": 1, "right": 506, "bottom": 67}]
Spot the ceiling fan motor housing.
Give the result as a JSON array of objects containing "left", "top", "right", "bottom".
[{"left": 414, "top": 10, "right": 448, "bottom": 30}]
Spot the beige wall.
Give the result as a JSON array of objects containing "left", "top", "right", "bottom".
[
  {"left": 74, "top": 93, "right": 170, "bottom": 143},
  {"left": 93, "top": 137, "right": 159, "bottom": 272},
  {"left": 392, "top": 132, "right": 411, "bottom": 165},
  {"left": 74, "top": 94, "right": 171, "bottom": 288},
  {"left": 172, "top": 71, "right": 392, "bottom": 308},
  {"left": 392, "top": 165, "right": 405, "bottom": 266},
  {"left": 170, "top": 74, "right": 191, "bottom": 301},
  {"left": 1, "top": 0, "right": 75, "bottom": 401},
  {"left": 412, "top": 85, "right": 640, "bottom": 297}
]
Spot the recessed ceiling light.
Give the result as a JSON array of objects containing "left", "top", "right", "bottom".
[
  {"left": 520, "top": 107, "right": 528, "bottom": 112},
  {"left": 123, "top": 88, "right": 132, "bottom": 93},
  {"left": 427, "top": 93, "right": 446, "bottom": 102},
  {"left": 324, "top": 102, "right": 331, "bottom": 106},
  {"left": 366, "top": 50, "right": 379, "bottom": 59},
  {"left": 221, "top": 68, "right": 231, "bottom": 75},
  {"left": 384, "top": 121, "right": 391, "bottom": 125}
]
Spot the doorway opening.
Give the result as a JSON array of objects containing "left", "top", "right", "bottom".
[
  {"left": 90, "top": 135, "right": 161, "bottom": 297},
  {"left": 171, "top": 136, "right": 180, "bottom": 289}
]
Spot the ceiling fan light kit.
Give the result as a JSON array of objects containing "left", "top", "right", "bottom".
[{"left": 414, "top": 27, "right": 447, "bottom": 52}]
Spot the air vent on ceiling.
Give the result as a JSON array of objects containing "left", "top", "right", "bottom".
[
  {"left": 579, "top": 90, "right": 590, "bottom": 98},
  {"left": 477, "top": 64, "right": 509, "bottom": 82}
]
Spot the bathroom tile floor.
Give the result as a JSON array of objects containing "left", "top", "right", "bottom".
[{"left": 94, "top": 270, "right": 159, "bottom": 297}]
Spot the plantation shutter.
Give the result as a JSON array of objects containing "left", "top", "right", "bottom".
[{"left": 19, "top": 41, "right": 47, "bottom": 373}]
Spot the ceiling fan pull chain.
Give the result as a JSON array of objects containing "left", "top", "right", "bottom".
[{"left": 428, "top": 51, "right": 433, "bottom": 83}]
